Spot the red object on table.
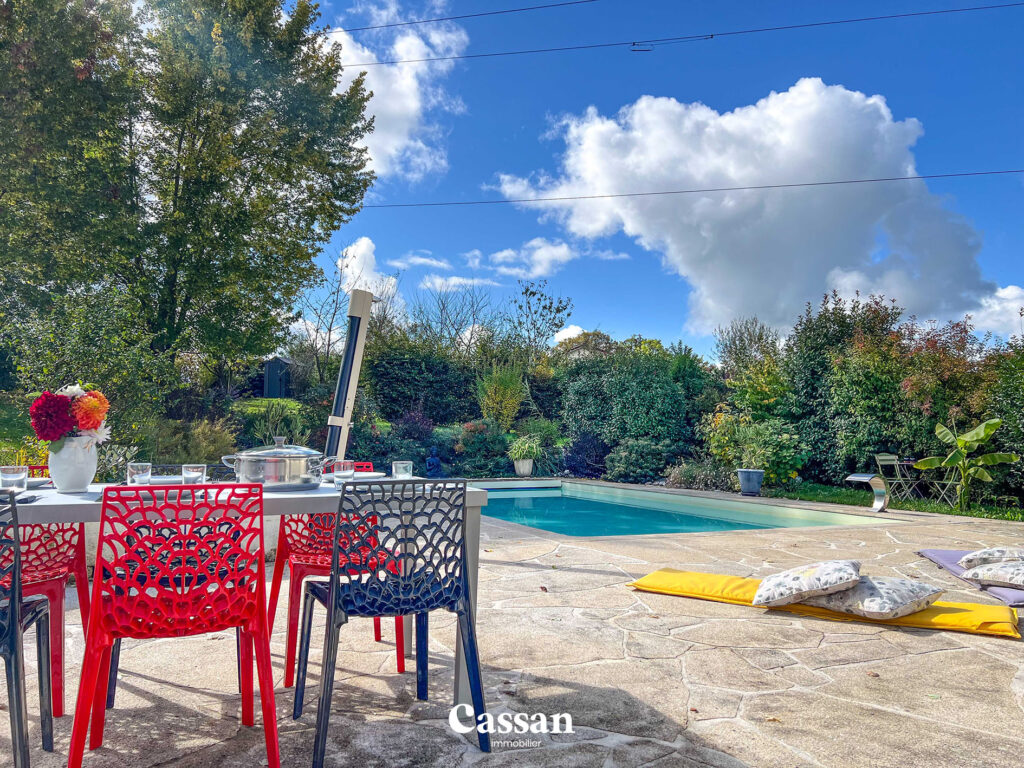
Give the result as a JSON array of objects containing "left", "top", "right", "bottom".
[
  {"left": 67, "top": 485, "right": 280, "bottom": 768},
  {"left": 325, "top": 461, "right": 375, "bottom": 473},
  {"left": 267, "top": 501, "right": 406, "bottom": 688},
  {"left": 27, "top": 465, "right": 49, "bottom": 478}
]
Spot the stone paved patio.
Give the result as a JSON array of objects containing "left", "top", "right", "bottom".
[{"left": 3, "top": 496, "right": 1023, "bottom": 768}]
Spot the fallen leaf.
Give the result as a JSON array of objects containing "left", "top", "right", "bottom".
[
  {"left": 539, "top": 586, "right": 548, "bottom": 592},
  {"left": 764, "top": 717, "right": 781, "bottom": 723},
  {"left": 689, "top": 708, "right": 699, "bottom": 713},
  {"left": 866, "top": 671, "right": 880, "bottom": 678}
]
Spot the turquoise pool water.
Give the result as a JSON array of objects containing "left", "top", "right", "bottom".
[{"left": 481, "top": 483, "right": 877, "bottom": 537}]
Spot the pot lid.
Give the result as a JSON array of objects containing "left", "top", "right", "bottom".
[{"left": 240, "top": 436, "right": 322, "bottom": 458}]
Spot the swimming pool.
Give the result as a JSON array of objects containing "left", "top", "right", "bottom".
[{"left": 478, "top": 482, "right": 878, "bottom": 537}]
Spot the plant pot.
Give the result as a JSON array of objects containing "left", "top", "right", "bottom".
[
  {"left": 736, "top": 468, "right": 765, "bottom": 497},
  {"left": 48, "top": 436, "right": 98, "bottom": 493},
  {"left": 513, "top": 458, "right": 535, "bottom": 477}
]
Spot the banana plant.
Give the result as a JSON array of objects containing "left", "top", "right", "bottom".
[{"left": 914, "top": 419, "right": 1019, "bottom": 512}]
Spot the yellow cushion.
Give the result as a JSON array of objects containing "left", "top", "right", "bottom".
[{"left": 628, "top": 569, "right": 1020, "bottom": 639}]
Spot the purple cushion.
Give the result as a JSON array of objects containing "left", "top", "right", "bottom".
[{"left": 917, "top": 549, "right": 1024, "bottom": 607}]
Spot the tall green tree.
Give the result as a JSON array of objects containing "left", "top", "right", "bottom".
[{"left": 2, "top": 0, "right": 374, "bottom": 363}]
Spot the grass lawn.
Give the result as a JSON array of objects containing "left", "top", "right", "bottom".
[
  {"left": 766, "top": 481, "right": 1023, "bottom": 522},
  {"left": 0, "top": 393, "right": 31, "bottom": 459},
  {"left": 229, "top": 397, "right": 302, "bottom": 418}
]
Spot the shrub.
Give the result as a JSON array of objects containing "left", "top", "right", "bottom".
[
  {"left": 563, "top": 432, "right": 609, "bottom": 479},
  {"left": 392, "top": 406, "right": 434, "bottom": 442},
  {"left": 508, "top": 434, "right": 543, "bottom": 461},
  {"left": 515, "top": 416, "right": 560, "bottom": 447},
  {"left": 665, "top": 457, "right": 736, "bottom": 492},
  {"left": 236, "top": 399, "right": 309, "bottom": 448},
  {"left": 703, "top": 406, "right": 809, "bottom": 486},
  {"left": 477, "top": 366, "right": 526, "bottom": 432},
  {"left": 989, "top": 342, "right": 1024, "bottom": 499},
  {"left": 144, "top": 418, "right": 238, "bottom": 463},
  {"left": 604, "top": 438, "right": 673, "bottom": 484},
  {"left": 363, "top": 341, "right": 477, "bottom": 424},
  {"left": 454, "top": 419, "right": 511, "bottom": 477}
]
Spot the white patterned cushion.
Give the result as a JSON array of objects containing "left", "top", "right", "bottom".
[
  {"left": 803, "top": 576, "right": 943, "bottom": 619},
  {"left": 961, "top": 561, "right": 1024, "bottom": 589},
  {"left": 957, "top": 547, "right": 1024, "bottom": 570},
  {"left": 752, "top": 561, "right": 861, "bottom": 607}
]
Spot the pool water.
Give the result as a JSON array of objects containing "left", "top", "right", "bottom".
[{"left": 481, "top": 484, "right": 877, "bottom": 537}]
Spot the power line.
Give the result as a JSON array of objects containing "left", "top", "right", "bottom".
[
  {"left": 344, "top": 2, "right": 1024, "bottom": 66},
  {"left": 361, "top": 169, "right": 1024, "bottom": 209},
  {"left": 341, "top": 0, "right": 599, "bottom": 33}
]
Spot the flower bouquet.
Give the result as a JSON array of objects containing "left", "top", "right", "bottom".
[{"left": 29, "top": 385, "right": 110, "bottom": 492}]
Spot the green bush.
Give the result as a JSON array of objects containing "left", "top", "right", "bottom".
[
  {"left": 454, "top": 419, "right": 511, "bottom": 477},
  {"left": 144, "top": 418, "right": 238, "bottom": 463},
  {"left": 508, "top": 434, "right": 543, "bottom": 461},
  {"left": 604, "top": 438, "right": 674, "bottom": 484},
  {"left": 703, "top": 406, "right": 809, "bottom": 486},
  {"left": 476, "top": 366, "right": 525, "bottom": 432},
  {"left": 233, "top": 399, "right": 309, "bottom": 448},
  {"left": 515, "top": 416, "right": 561, "bottom": 447},
  {"left": 989, "top": 343, "right": 1024, "bottom": 498},
  {"left": 665, "top": 457, "right": 736, "bottom": 492},
  {"left": 363, "top": 341, "right": 477, "bottom": 424},
  {"left": 563, "top": 432, "right": 609, "bottom": 478}
]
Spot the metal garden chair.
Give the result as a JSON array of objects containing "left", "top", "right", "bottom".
[
  {"left": 874, "top": 453, "right": 918, "bottom": 501},
  {"left": 1, "top": 491, "right": 54, "bottom": 766},
  {"left": 67, "top": 485, "right": 280, "bottom": 768},
  {"left": 292, "top": 479, "right": 490, "bottom": 766},
  {"left": 923, "top": 466, "right": 958, "bottom": 507},
  {"left": 15, "top": 462, "right": 90, "bottom": 720}
]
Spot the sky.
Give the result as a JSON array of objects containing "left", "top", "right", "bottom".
[{"left": 313, "top": 0, "right": 1024, "bottom": 355}]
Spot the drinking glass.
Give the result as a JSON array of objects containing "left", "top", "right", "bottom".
[
  {"left": 391, "top": 460, "right": 413, "bottom": 479},
  {"left": 182, "top": 464, "right": 207, "bottom": 484},
  {"left": 0, "top": 466, "right": 29, "bottom": 492},
  {"left": 332, "top": 460, "right": 355, "bottom": 490},
  {"left": 127, "top": 462, "right": 152, "bottom": 485}
]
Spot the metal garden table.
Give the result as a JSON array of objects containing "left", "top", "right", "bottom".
[{"left": 15, "top": 481, "right": 489, "bottom": 707}]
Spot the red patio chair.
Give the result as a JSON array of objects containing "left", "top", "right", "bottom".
[
  {"left": 17, "top": 465, "right": 89, "bottom": 718},
  {"left": 67, "top": 484, "right": 279, "bottom": 768},
  {"left": 267, "top": 508, "right": 405, "bottom": 688}
]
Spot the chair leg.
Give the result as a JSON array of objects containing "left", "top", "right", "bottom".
[
  {"left": 292, "top": 588, "right": 317, "bottom": 720},
  {"left": 239, "top": 629, "right": 255, "bottom": 727},
  {"left": 251, "top": 623, "right": 282, "bottom": 768},
  {"left": 284, "top": 565, "right": 305, "bottom": 688},
  {"left": 89, "top": 644, "right": 112, "bottom": 750},
  {"left": 68, "top": 637, "right": 108, "bottom": 768},
  {"left": 37, "top": 580, "right": 65, "bottom": 718},
  {"left": 373, "top": 615, "right": 381, "bottom": 642},
  {"left": 5, "top": 649, "right": 31, "bottom": 768},
  {"left": 456, "top": 603, "right": 490, "bottom": 752},
  {"left": 415, "top": 613, "right": 428, "bottom": 701},
  {"left": 105, "top": 639, "right": 121, "bottom": 709},
  {"left": 267, "top": 547, "right": 287, "bottom": 630},
  {"left": 35, "top": 611, "right": 54, "bottom": 752},
  {"left": 311, "top": 616, "right": 342, "bottom": 768},
  {"left": 394, "top": 616, "right": 405, "bottom": 674}
]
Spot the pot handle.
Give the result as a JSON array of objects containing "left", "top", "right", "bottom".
[{"left": 222, "top": 455, "right": 237, "bottom": 469}]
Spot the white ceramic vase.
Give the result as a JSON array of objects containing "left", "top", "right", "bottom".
[
  {"left": 513, "top": 458, "right": 535, "bottom": 477},
  {"left": 48, "top": 436, "right": 98, "bottom": 493}
]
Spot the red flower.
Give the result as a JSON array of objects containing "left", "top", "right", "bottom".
[{"left": 29, "top": 391, "right": 76, "bottom": 442}]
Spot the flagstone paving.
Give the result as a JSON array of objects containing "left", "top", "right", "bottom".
[{"left": 3, "top": 497, "right": 1023, "bottom": 767}]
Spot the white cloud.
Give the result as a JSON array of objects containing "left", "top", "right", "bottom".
[
  {"left": 418, "top": 274, "right": 500, "bottom": 291},
  {"left": 487, "top": 237, "right": 580, "bottom": 278},
  {"left": 338, "top": 237, "right": 399, "bottom": 302},
  {"left": 554, "top": 324, "right": 585, "bottom": 343},
  {"left": 331, "top": 2, "right": 468, "bottom": 181},
  {"left": 499, "top": 77, "right": 1014, "bottom": 333},
  {"left": 387, "top": 250, "right": 452, "bottom": 270},
  {"left": 971, "top": 285, "right": 1024, "bottom": 336}
]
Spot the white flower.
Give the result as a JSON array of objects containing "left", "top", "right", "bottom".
[
  {"left": 80, "top": 422, "right": 111, "bottom": 446},
  {"left": 57, "top": 383, "right": 86, "bottom": 398}
]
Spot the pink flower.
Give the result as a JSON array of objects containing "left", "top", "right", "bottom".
[{"left": 29, "top": 391, "right": 76, "bottom": 442}]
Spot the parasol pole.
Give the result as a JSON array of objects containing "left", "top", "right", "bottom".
[{"left": 324, "top": 288, "right": 373, "bottom": 462}]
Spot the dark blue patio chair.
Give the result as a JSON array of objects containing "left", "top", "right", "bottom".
[
  {"left": 292, "top": 479, "right": 489, "bottom": 766},
  {"left": 1, "top": 491, "right": 54, "bottom": 766}
]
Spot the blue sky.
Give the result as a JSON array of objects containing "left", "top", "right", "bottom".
[{"left": 314, "top": 0, "right": 1024, "bottom": 355}]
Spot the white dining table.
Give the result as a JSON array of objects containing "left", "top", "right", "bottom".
[{"left": 14, "top": 480, "right": 489, "bottom": 707}]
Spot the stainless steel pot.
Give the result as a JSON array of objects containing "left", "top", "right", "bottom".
[{"left": 222, "top": 437, "right": 335, "bottom": 491}]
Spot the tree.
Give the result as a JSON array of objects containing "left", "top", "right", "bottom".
[
  {"left": 506, "top": 280, "right": 573, "bottom": 366},
  {"left": 713, "top": 317, "right": 779, "bottom": 379},
  {"left": 2, "top": 0, "right": 374, "bottom": 364},
  {"left": 288, "top": 264, "right": 351, "bottom": 391},
  {"left": 915, "top": 420, "right": 1019, "bottom": 512}
]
